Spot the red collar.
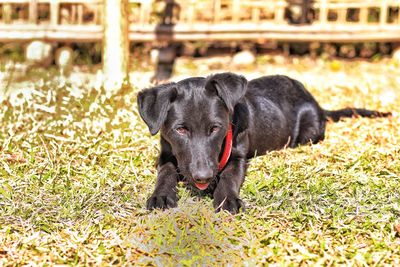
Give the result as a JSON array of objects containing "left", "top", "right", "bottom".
[{"left": 218, "top": 123, "right": 233, "bottom": 172}]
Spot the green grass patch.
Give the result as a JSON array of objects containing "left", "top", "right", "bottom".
[{"left": 1, "top": 58, "right": 399, "bottom": 265}]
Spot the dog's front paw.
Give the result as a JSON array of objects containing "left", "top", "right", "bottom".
[
  {"left": 146, "top": 195, "right": 177, "bottom": 210},
  {"left": 213, "top": 195, "right": 245, "bottom": 214}
]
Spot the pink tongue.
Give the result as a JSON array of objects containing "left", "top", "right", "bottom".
[{"left": 194, "top": 182, "right": 210, "bottom": 190}]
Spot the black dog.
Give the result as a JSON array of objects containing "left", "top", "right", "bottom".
[{"left": 137, "top": 73, "right": 390, "bottom": 213}]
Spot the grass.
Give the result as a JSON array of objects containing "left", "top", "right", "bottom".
[{"left": 0, "top": 57, "right": 400, "bottom": 266}]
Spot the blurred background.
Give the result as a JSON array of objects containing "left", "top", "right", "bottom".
[{"left": 1, "top": 0, "right": 400, "bottom": 94}]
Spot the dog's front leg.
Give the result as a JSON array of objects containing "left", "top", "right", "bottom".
[
  {"left": 146, "top": 161, "right": 178, "bottom": 210},
  {"left": 147, "top": 138, "right": 179, "bottom": 210},
  {"left": 213, "top": 158, "right": 247, "bottom": 214}
]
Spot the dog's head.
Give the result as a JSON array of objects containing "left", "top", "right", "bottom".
[{"left": 137, "top": 72, "right": 247, "bottom": 190}]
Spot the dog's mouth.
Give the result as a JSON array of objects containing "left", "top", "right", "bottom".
[
  {"left": 180, "top": 168, "right": 214, "bottom": 191},
  {"left": 194, "top": 182, "right": 210, "bottom": 190}
]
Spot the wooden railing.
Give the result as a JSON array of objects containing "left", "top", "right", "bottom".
[
  {"left": 312, "top": 0, "right": 400, "bottom": 25},
  {"left": 0, "top": 0, "right": 400, "bottom": 42},
  {"left": 0, "top": 0, "right": 102, "bottom": 25}
]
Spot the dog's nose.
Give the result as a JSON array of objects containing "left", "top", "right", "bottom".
[{"left": 192, "top": 169, "right": 213, "bottom": 184}]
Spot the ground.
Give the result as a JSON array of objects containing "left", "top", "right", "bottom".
[{"left": 0, "top": 55, "right": 399, "bottom": 266}]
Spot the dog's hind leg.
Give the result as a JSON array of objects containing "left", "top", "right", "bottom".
[{"left": 290, "top": 104, "right": 325, "bottom": 147}]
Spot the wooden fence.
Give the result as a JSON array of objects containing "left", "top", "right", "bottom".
[{"left": 1, "top": 0, "right": 400, "bottom": 42}]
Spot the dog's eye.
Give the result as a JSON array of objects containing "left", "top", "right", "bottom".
[
  {"left": 176, "top": 127, "right": 189, "bottom": 136},
  {"left": 210, "top": 126, "right": 220, "bottom": 134}
]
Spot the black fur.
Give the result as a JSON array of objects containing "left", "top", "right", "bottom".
[{"left": 137, "top": 73, "right": 391, "bottom": 213}]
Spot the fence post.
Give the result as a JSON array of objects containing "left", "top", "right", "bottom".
[
  {"left": 213, "top": 0, "right": 221, "bottom": 23},
  {"left": 29, "top": 0, "right": 38, "bottom": 24},
  {"left": 103, "top": 0, "right": 130, "bottom": 91},
  {"left": 275, "top": 0, "right": 286, "bottom": 24},
  {"left": 320, "top": 0, "right": 328, "bottom": 24},
  {"left": 140, "top": 0, "right": 152, "bottom": 25},
  {"left": 78, "top": 4, "right": 83, "bottom": 24},
  {"left": 359, "top": 7, "right": 368, "bottom": 24},
  {"left": 50, "top": 0, "right": 59, "bottom": 25},
  {"left": 3, "top": 4, "right": 12, "bottom": 24},
  {"left": 380, "top": 0, "right": 388, "bottom": 25},
  {"left": 232, "top": 0, "right": 240, "bottom": 23}
]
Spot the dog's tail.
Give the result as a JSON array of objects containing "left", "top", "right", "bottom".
[{"left": 324, "top": 108, "right": 391, "bottom": 122}]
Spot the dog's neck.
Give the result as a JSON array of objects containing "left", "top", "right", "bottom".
[{"left": 218, "top": 123, "right": 233, "bottom": 172}]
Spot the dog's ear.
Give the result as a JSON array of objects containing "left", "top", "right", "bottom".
[
  {"left": 205, "top": 72, "right": 247, "bottom": 113},
  {"left": 137, "top": 83, "right": 177, "bottom": 135}
]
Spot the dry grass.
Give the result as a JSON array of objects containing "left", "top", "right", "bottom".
[{"left": 0, "top": 56, "right": 399, "bottom": 266}]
